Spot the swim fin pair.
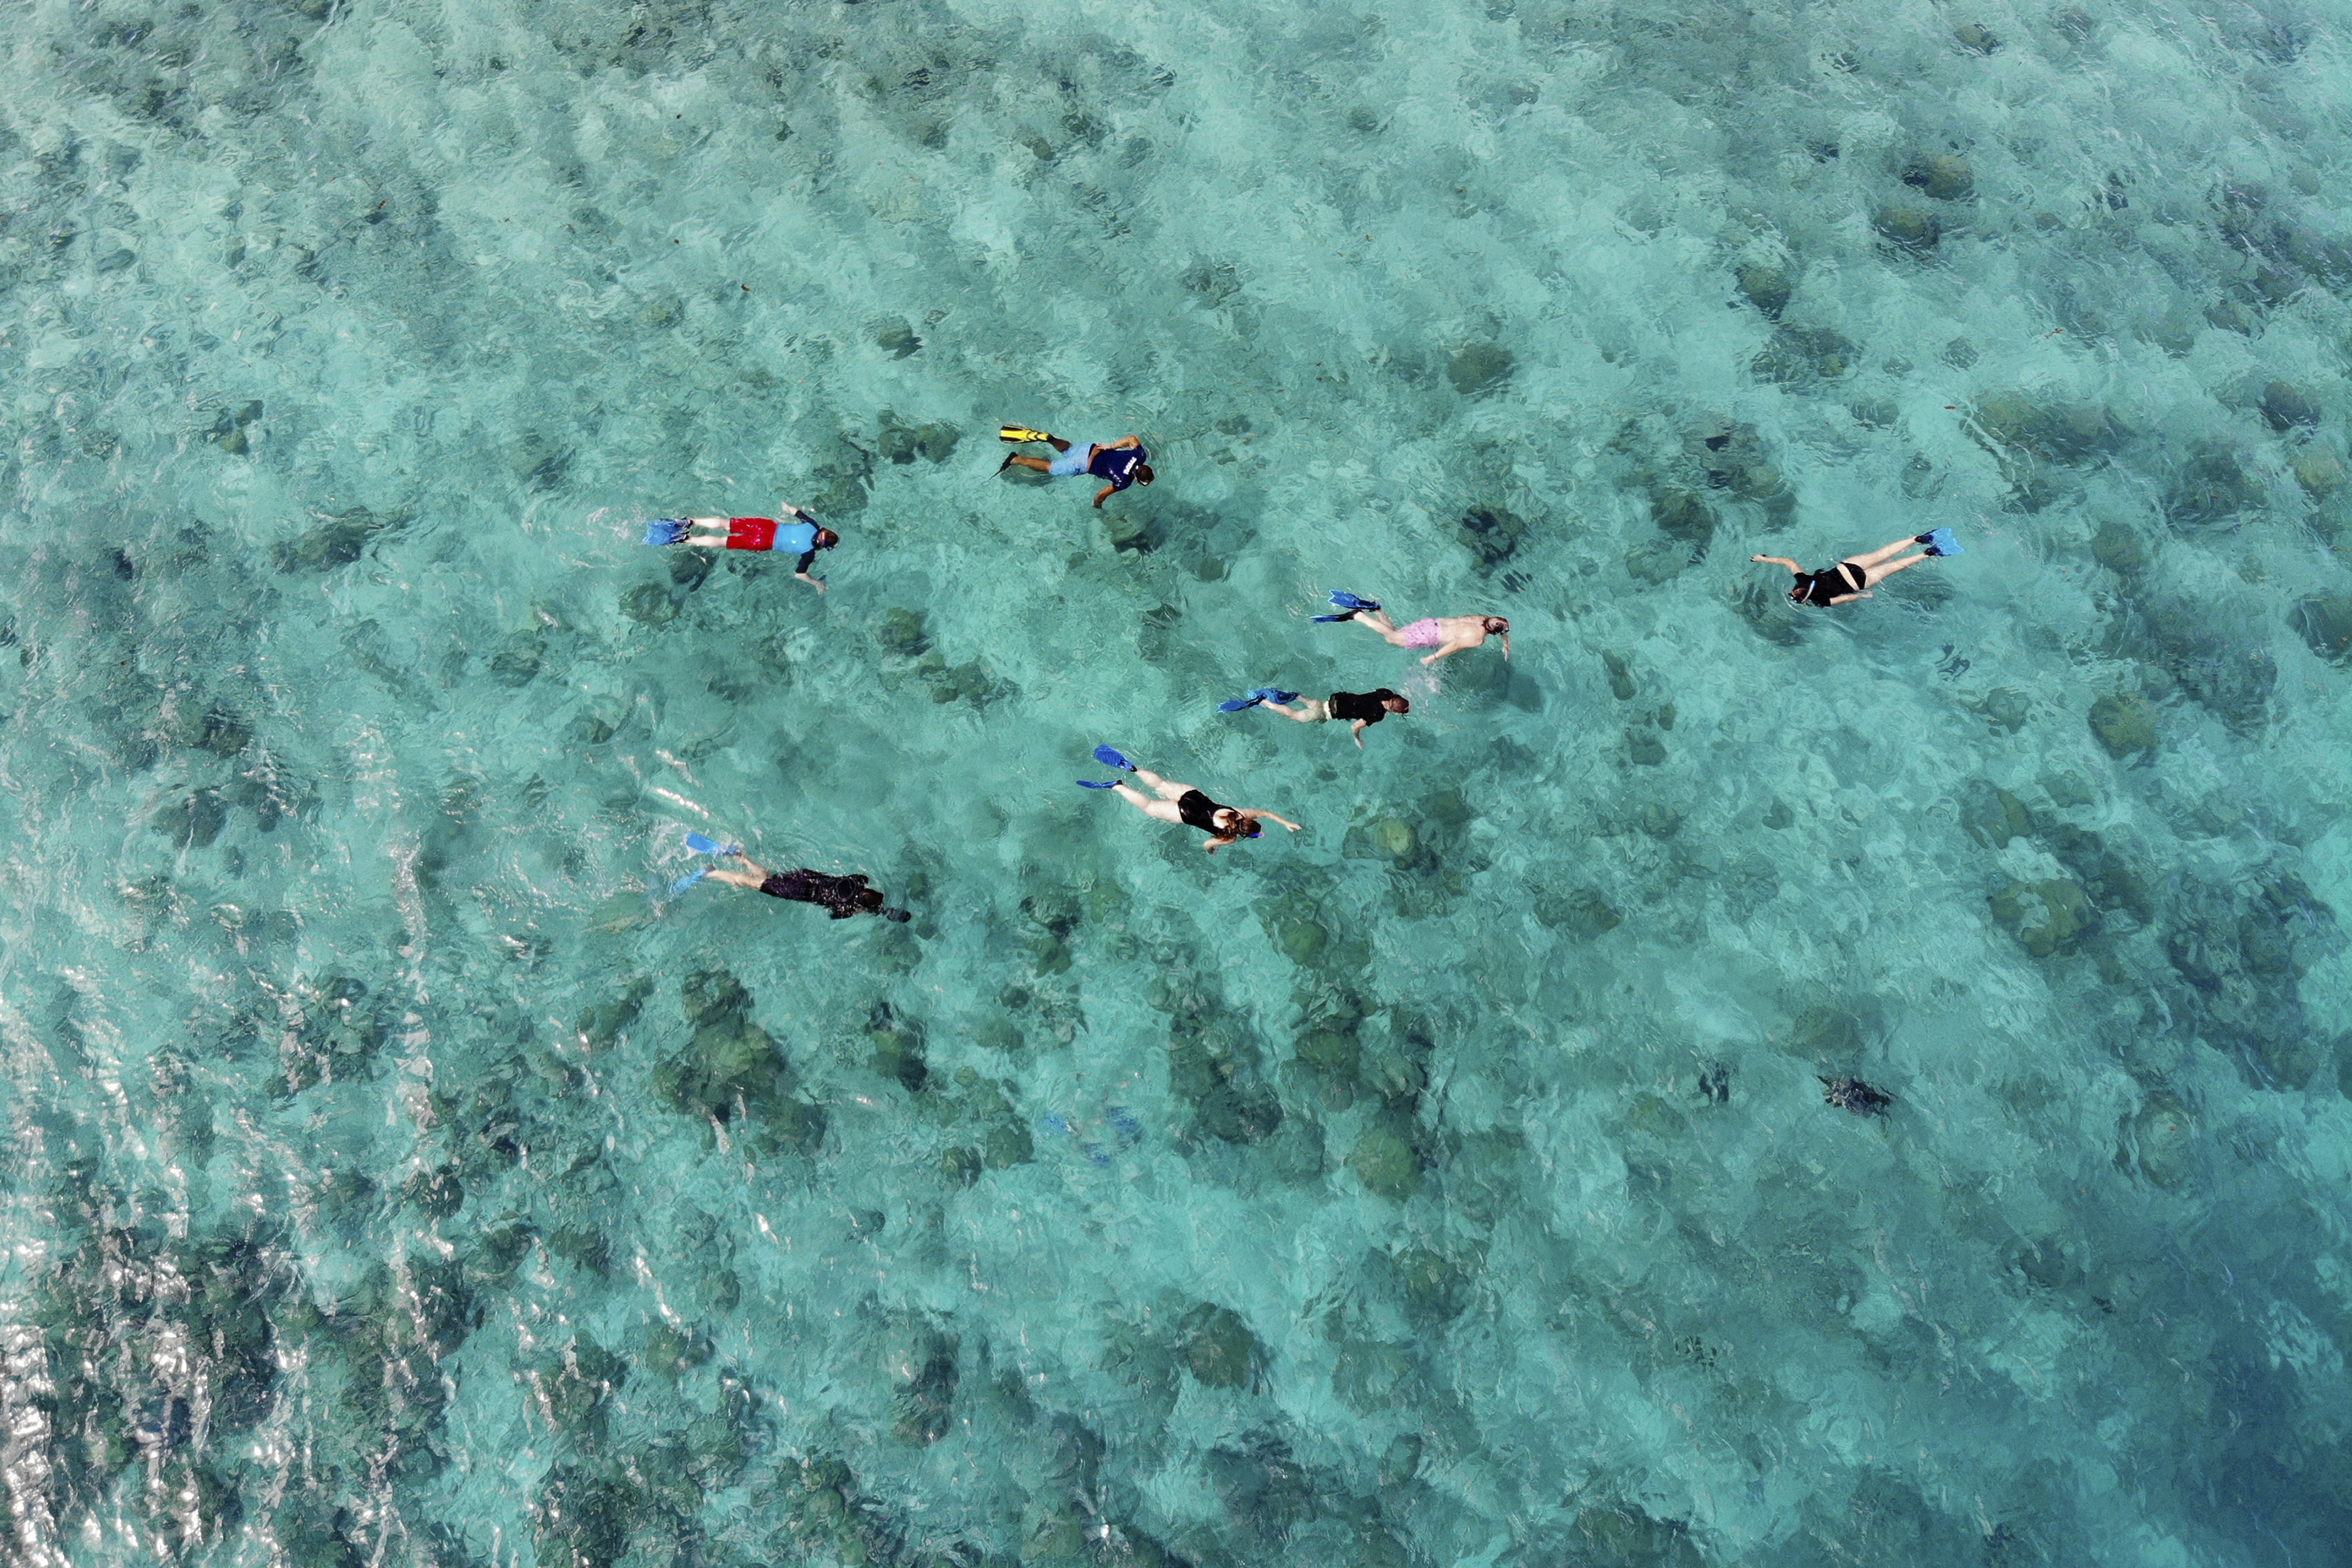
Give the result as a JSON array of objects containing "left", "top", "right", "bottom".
[
  {"left": 668, "top": 831, "right": 742, "bottom": 895},
  {"left": 1313, "top": 590, "right": 1380, "bottom": 623},
  {"left": 1218, "top": 687, "right": 1301, "bottom": 713},
  {"left": 1000, "top": 426, "right": 1053, "bottom": 444},
  {"left": 644, "top": 518, "right": 691, "bottom": 546},
  {"left": 1077, "top": 744, "right": 1137, "bottom": 788},
  {"left": 1916, "top": 528, "right": 1964, "bottom": 557}
]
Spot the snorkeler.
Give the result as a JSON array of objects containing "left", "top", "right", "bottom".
[
  {"left": 1752, "top": 530, "right": 1961, "bottom": 607},
  {"left": 1075, "top": 746, "right": 1299, "bottom": 853},
  {"left": 686, "top": 842, "right": 911, "bottom": 921},
  {"left": 644, "top": 506, "right": 838, "bottom": 593},
  {"left": 1315, "top": 593, "right": 1509, "bottom": 665},
  {"left": 998, "top": 427, "right": 1154, "bottom": 508},
  {"left": 1220, "top": 686, "right": 1410, "bottom": 749}
]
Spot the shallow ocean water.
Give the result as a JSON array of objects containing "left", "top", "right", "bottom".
[{"left": 5, "top": 0, "right": 2352, "bottom": 1563}]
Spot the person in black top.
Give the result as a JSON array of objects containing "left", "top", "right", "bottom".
[
  {"left": 703, "top": 849, "right": 911, "bottom": 921},
  {"left": 1000, "top": 433, "right": 1154, "bottom": 507},
  {"left": 1088, "top": 758, "right": 1301, "bottom": 853},
  {"left": 1258, "top": 689, "right": 1411, "bottom": 749},
  {"left": 1751, "top": 532, "right": 1953, "bottom": 606}
]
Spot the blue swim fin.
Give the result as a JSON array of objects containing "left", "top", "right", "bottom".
[
  {"left": 644, "top": 518, "right": 689, "bottom": 546},
  {"left": 683, "top": 832, "right": 740, "bottom": 856},
  {"left": 1919, "top": 527, "right": 1963, "bottom": 557},
  {"left": 1076, "top": 778, "right": 1118, "bottom": 789},
  {"left": 1329, "top": 591, "right": 1380, "bottom": 611},
  {"left": 1092, "top": 745, "right": 1136, "bottom": 771},
  {"left": 668, "top": 868, "right": 709, "bottom": 896},
  {"left": 1220, "top": 686, "right": 1301, "bottom": 711}
]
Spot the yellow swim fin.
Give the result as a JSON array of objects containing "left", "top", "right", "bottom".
[{"left": 1000, "top": 425, "right": 1052, "bottom": 444}]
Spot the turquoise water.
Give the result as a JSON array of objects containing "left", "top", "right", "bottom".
[{"left": 6, "top": 0, "right": 2352, "bottom": 1562}]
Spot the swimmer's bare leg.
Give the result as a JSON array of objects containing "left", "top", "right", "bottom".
[
  {"left": 1109, "top": 783, "right": 1183, "bottom": 823},
  {"left": 1859, "top": 551, "right": 1930, "bottom": 586},
  {"left": 1127, "top": 766, "right": 1193, "bottom": 802},
  {"left": 1852, "top": 536, "right": 1924, "bottom": 570},
  {"left": 706, "top": 849, "right": 772, "bottom": 887}
]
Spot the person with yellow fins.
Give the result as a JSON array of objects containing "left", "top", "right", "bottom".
[{"left": 998, "top": 425, "right": 1152, "bottom": 508}]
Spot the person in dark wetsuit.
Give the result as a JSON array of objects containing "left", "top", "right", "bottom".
[
  {"left": 1000, "top": 433, "right": 1154, "bottom": 508},
  {"left": 1751, "top": 532, "right": 1953, "bottom": 607},
  {"left": 703, "top": 848, "right": 910, "bottom": 920},
  {"left": 1092, "top": 759, "right": 1300, "bottom": 853},
  {"left": 659, "top": 505, "right": 838, "bottom": 592},
  {"left": 1257, "top": 689, "right": 1411, "bottom": 749}
]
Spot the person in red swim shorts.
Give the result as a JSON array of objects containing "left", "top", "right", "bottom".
[{"left": 648, "top": 505, "right": 838, "bottom": 592}]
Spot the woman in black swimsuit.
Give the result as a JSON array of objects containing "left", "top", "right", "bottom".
[
  {"left": 1093, "top": 759, "right": 1302, "bottom": 853},
  {"left": 704, "top": 849, "right": 911, "bottom": 921},
  {"left": 1258, "top": 689, "right": 1411, "bottom": 749},
  {"left": 1752, "top": 532, "right": 1952, "bottom": 606}
]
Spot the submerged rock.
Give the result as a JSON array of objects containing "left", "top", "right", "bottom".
[
  {"left": 1959, "top": 780, "right": 2033, "bottom": 848},
  {"left": 1872, "top": 206, "right": 1940, "bottom": 251},
  {"left": 1991, "top": 877, "right": 2090, "bottom": 957},
  {"left": 1178, "top": 1303, "right": 1260, "bottom": 1390},
  {"left": 2295, "top": 596, "right": 2352, "bottom": 662},
  {"left": 150, "top": 787, "right": 228, "bottom": 847},
  {"left": 1735, "top": 263, "right": 1791, "bottom": 318},
  {"left": 2088, "top": 693, "right": 2157, "bottom": 756},
  {"left": 1455, "top": 504, "right": 1527, "bottom": 567},
  {"left": 875, "top": 410, "right": 959, "bottom": 463},
  {"left": 2164, "top": 440, "right": 2265, "bottom": 525},
  {"left": 1650, "top": 488, "right": 1716, "bottom": 546},
  {"left": 1446, "top": 341, "right": 1514, "bottom": 397},
  {"left": 275, "top": 507, "right": 402, "bottom": 572},
  {"left": 2259, "top": 380, "right": 2317, "bottom": 429},
  {"left": 1602, "top": 649, "right": 1637, "bottom": 699},
  {"left": 1902, "top": 154, "right": 1974, "bottom": 200},
  {"left": 1349, "top": 1119, "right": 1424, "bottom": 1201},
  {"left": 870, "top": 318, "right": 921, "bottom": 357},
  {"left": 2120, "top": 1092, "right": 2196, "bottom": 1187},
  {"left": 1534, "top": 886, "right": 1622, "bottom": 936},
  {"left": 1574, "top": 1505, "right": 1703, "bottom": 1567},
  {"left": 1752, "top": 325, "right": 1857, "bottom": 384},
  {"left": 2090, "top": 521, "right": 2148, "bottom": 577},
  {"left": 2293, "top": 449, "right": 2346, "bottom": 496}
]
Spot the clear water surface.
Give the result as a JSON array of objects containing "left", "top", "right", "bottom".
[{"left": 4, "top": 0, "right": 2351, "bottom": 1564}]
